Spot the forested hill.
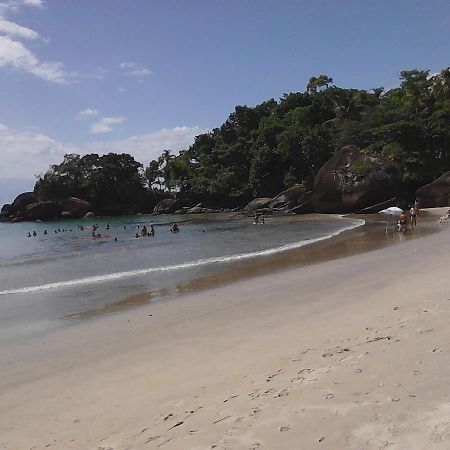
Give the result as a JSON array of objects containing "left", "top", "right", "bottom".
[
  {"left": 32, "top": 68, "right": 450, "bottom": 213},
  {"left": 150, "top": 69, "right": 449, "bottom": 207}
]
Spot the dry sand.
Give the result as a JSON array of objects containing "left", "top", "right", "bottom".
[{"left": 1, "top": 209, "right": 450, "bottom": 450}]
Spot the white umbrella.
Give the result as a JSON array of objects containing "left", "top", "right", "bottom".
[{"left": 379, "top": 207, "right": 403, "bottom": 233}]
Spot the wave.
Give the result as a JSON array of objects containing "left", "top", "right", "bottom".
[{"left": 0, "top": 219, "right": 365, "bottom": 296}]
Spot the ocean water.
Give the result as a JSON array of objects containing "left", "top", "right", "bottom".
[{"left": 0, "top": 213, "right": 363, "bottom": 339}]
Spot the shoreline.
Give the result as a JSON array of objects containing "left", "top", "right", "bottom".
[{"left": 1, "top": 209, "right": 450, "bottom": 449}]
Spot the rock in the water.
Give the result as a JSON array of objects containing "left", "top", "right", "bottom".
[
  {"left": 83, "top": 211, "right": 96, "bottom": 219},
  {"left": 312, "top": 145, "right": 401, "bottom": 213},
  {"left": 25, "top": 201, "right": 62, "bottom": 220},
  {"left": 269, "top": 186, "right": 313, "bottom": 213},
  {"left": 11, "top": 192, "right": 36, "bottom": 214},
  {"left": 416, "top": 172, "right": 450, "bottom": 207},
  {"left": 1, "top": 203, "right": 11, "bottom": 214},
  {"left": 153, "top": 199, "right": 179, "bottom": 214},
  {"left": 62, "top": 197, "right": 93, "bottom": 219},
  {"left": 0, "top": 204, "right": 12, "bottom": 221},
  {"left": 244, "top": 198, "right": 272, "bottom": 211}
]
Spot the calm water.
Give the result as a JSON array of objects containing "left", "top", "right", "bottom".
[{"left": 0, "top": 213, "right": 363, "bottom": 340}]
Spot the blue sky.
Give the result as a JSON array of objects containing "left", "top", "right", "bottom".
[{"left": 1, "top": 0, "right": 450, "bottom": 205}]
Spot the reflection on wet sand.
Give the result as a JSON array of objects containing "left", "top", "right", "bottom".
[
  {"left": 63, "top": 289, "right": 168, "bottom": 320},
  {"left": 67, "top": 211, "right": 441, "bottom": 320}
]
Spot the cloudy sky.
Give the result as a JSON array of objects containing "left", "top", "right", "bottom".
[{"left": 1, "top": 0, "right": 450, "bottom": 204}]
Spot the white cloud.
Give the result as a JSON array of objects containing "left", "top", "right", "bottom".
[
  {"left": 0, "top": 123, "right": 80, "bottom": 181},
  {"left": 0, "top": 123, "right": 206, "bottom": 180},
  {"left": 0, "top": 36, "right": 72, "bottom": 84},
  {"left": 0, "top": 0, "right": 43, "bottom": 16},
  {"left": 76, "top": 108, "right": 99, "bottom": 120},
  {"left": 120, "top": 61, "right": 151, "bottom": 78},
  {"left": 0, "top": 19, "right": 40, "bottom": 39},
  {"left": 90, "top": 116, "right": 127, "bottom": 134},
  {"left": 86, "top": 126, "right": 207, "bottom": 164},
  {"left": 0, "top": 1, "right": 74, "bottom": 84}
]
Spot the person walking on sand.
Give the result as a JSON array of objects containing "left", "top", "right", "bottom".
[{"left": 410, "top": 205, "right": 418, "bottom": 228}]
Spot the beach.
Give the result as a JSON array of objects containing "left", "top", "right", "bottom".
[{"left": 1, "top": 209, "right": 450, "bottom": 449}]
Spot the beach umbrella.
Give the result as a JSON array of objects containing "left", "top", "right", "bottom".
[{"left": 379, "top": 207, "right": 403, "bottom": 233}]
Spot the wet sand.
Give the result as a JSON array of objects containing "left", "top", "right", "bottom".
[{"left": 1, "top": 208, "right": 450, "bottom": 449}]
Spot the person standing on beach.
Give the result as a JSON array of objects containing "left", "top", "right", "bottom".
[{"left": 410, "top": 205, "right": 418, "bottom": 228}]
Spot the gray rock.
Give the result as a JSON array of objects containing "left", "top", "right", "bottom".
[
  {"left": 244, "top": 198, "right": 272, "bottom": 211},
  {"left": 416, "top": 171, "right": 450, "bottom": 207},
  {"left": 25, "top": 201, "right": 62, "bottom": 220},
  {"left": 153, "top": 199, "right": 180, "bottom": 214},
  {"left": 270, "top": 186, "right": 313, "bottom": 213},
  {"left": 62, "top": 197, "right": 93, "bottom": 219},
  {"left": 312, "top": 145, "right": 401, "bottom": 213}
]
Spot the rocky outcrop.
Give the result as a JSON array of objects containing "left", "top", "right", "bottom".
[
  {"left": 416, "top": 172, "right": 450, "bottom": 208},
  {"left": 24, "top": 201, "right": 62, "bottom": 220},
  {"left": 186, "top": 204, "right": 203, "bottom": 214},
  {"left": 312, "top": 146, "right": 402, "bottom": 213},
  {"left": 10, "top": 192, "right": 36, "bottom": 215},
  {"left": 153, "top": 199, "right": 180, "bottom": 214},
  {"left": 61, "top": 197, "right": 93, "bottom": 219},
  {"left": 269, "top": 186, "right": 313, "bottom": 213},
  {"left": 244, "top": 198, "right": 272, "bottom": 211}
]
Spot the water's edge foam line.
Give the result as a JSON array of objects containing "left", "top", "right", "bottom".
[{"left": 0, "top": 219, "right": 365, "bottom": 296}]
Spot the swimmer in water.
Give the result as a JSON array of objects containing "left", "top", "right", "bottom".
[
  {"left": 44, "top": 229, "right": 47, "bottom": 235},
  {"left": 27, "top": 232, "right": 31, "bottom": 237},
  {"left": 123, "top": 226, "right": 127, "bottom": 230},
  {"left": 80, "top": 225, "right": 84, "bottom": 231},
  {"left": 114, "top": 237, "right": 118, "bottom": 242},
  {"left": 106, "top": 224, "right": 110, "bottom": 230},
  {"left": 135, "top": 232, "right": 139, "bottom": 238},
  {"left": 149, "top": 224, "right": 155, "bottom": 236},
  {"left": 170, "top": 222, "right": 179, "bottom": 233},
  {"left": 32, "top": 231, "right": 37, "bottom": 237},
  {"left": 141, "top": 225, "right": 148, "bottom": 237}
]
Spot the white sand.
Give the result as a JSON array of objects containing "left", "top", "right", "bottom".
[{"left": 1, "top": 210, "right": 450, "bottom": 450}]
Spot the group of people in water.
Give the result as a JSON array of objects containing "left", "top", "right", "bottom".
[
  {"left": 26, "top": 221, "right": 181, "bottom": 240},
  {"left": 396, "top": 200, "right": 419, "bottom": 233},
  {"left": 252, "top": 214, "right": 265, "bottom": 225}
]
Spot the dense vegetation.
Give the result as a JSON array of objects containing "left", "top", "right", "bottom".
[
  {"left": 35, "top": 68, "right": 450, "bottom": 211},
  {"left": 34, "top": 153, "right": 164, "bottom": 214}
]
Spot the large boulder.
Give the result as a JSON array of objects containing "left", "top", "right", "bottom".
[
  {"left": 0, "top": 203, "right": 12, "bottom": 221},
  {"left": 416, "top": 172, "right": 450, "bottom": 208},
  {"left": 10, "top": 192, "right": 36, "bottom": 214},
  {"left": 244, "top": 198, "right": 272, "bottom": 211},
  {"left": 153, "top": 199, "right": 179, "bottom": 214},
  {"left": 24, "top": 201, "right": 62, "bottom": 220},
  {"left": 269, "top": 186, "right": 313, "bottom": 213},
  {"left": 62, "top": 197, "right": 93, "bottom": 219},
  {"left": 312, "top": 145, "right": 401, "bottom": 213}
]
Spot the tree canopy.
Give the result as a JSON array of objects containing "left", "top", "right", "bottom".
[{"left": 35, "top": 67, "right": 450, "bottom": 211}]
